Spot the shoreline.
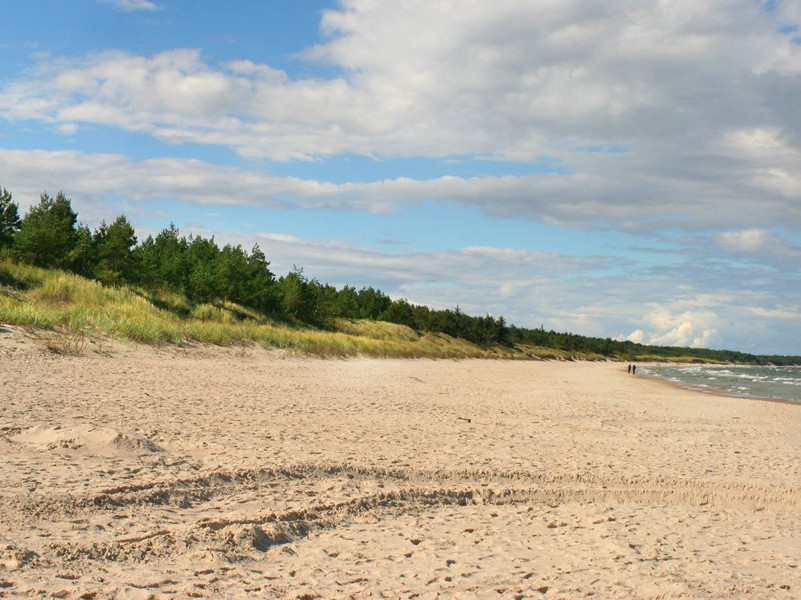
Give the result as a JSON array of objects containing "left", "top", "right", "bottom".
[{"left": 637, "top": 364, "right": 801, "bottom": 407}]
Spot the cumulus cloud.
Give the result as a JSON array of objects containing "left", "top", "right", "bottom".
[
  {"left": 626, "top": 329, "right": 645, "bottom": 344},
  {"left": 1, "top": 1, "right": 800, "bottom": 230},
  {"left": 642, "top": 309, "right": 720, "bottom": 349},
  {"left": 622, "top": 291, "right": 801, "bottom": 352}
]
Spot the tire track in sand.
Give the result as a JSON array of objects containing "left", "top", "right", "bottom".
[{"left": 9, "top": 462, "right": 798, "bottom": 565}]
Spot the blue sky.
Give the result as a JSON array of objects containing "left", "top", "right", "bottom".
[{"left": 1, "top": 0, "right": 800, "bottom": 354}]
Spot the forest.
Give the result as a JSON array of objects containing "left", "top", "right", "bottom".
[{"left": 0, "top": 187, "right": 797, "bottom": 365}]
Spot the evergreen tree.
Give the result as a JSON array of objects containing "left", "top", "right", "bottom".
[
  {"left": 495, "top": 316, "right": 510, "bottom": 345},
  {"left": 307, "top": 279, "right": 335, "bottom": 326},
  {"left": 184, "top": 235, "right": 220, "bottom": 302},
  {"left": 216, "top": 244, "right": 250, "bottom": 303},
  {"left": 334, "top": 285, "right": 360, "bottom": 318},
  {"left": 0, "top": 187, "right": 21, "bottom": 250},
  {"left": 13, "top": 192, "right": 78, "bottom": 268},
  {"left": 382, "top": 298, "right": 416, "bottom": 328},
  {"left": 241, "top": 244, "right": 276, "bottom": 311},
  {"left": 69, "top": 225, "right": 95, "bottom": 277},
  {"left": 152, "top": 224, "right": 188, "bottom": 290},
  {"left": 356, "top": 287, "right": 391, "bottom": 319},
  {"left": 94, "top": 215, "right": 137, "bottom": 284},
  {"left": 278, "top": 267, "right": 316, "bottom": 322}
]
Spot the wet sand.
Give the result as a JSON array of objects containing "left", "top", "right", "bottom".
[{"left": 1, "top": 333, "right": 800, "bottom": 598}]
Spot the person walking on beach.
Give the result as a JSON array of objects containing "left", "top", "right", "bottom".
[
  {"left": 632, "top": 364, "right": 637, "bottom": 375},
  {"left": 627, "top": 364, "right": 632, "bottom": 374}
]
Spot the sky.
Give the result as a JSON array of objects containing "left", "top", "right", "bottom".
[{"left": 0, "top": 0, "right": 800, "bottom": 354}]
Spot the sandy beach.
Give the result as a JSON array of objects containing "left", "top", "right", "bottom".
[{"left": 1, "top": 333, "right": 800, "bottom": 598}]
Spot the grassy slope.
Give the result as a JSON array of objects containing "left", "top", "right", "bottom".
[{"left": 1, "top": 261, "right": 608, "bottom": 359}]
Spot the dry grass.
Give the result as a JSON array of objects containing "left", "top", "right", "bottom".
[{"left": 40, "top": 329, "right": 88, "bottom": 355}]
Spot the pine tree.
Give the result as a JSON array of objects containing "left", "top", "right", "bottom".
[
  {"left": 152, "top": 224, "right": 188, "bottom": 290},
  {"left": 216, "top": 244, "right": 249, "bottom": 303},
  {"left": 184, "top": 235, "right": 220, "bottom": 302},
  {"left": 242, "top": 244, "right": 276, "bottom": 312},
  {"left": 0, "top": 187, "right": 21, "bottom": 250},
  {"left": 69, "top": 225, "right": 95, "bottom": 277},
  {"left": 94, "top": 215, "right": 137, "bottom": 284},
  {"left": 13, "top": 192, "right": 78, "bottom": 268}
]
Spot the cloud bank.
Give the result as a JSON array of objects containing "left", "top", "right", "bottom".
[
  {"left": 0, "top": 1, "right": 799, "bottom": 232},
  {"left": 0, "top": 148, "right": 799, "bottom": 233}
]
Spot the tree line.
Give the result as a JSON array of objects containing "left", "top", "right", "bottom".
[{"left": 0, "top": 187, "right": 797, "bottom": 364}]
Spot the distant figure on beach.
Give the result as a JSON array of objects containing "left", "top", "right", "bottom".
[
  {"left": 627, "top": 364, "right": 631, "bottom": 374},
  {"left": 632, "top": 365, "right": 637, "bottom": 375}
]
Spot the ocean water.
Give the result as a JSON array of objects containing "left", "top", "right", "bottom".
[{"left": 640, "top": 365, "right": 801, "bottom": 404}]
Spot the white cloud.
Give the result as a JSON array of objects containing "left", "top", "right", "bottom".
[
  {"left": 1, "top": 1, "right": 800, "bottom": 231},
  {"left": 627, "top": 294, "right": 799, "bottom": 352},
  {"left": 749, "top": 306, "right": 801, "bottom": 320},
  {"left": 715, "top": 228, "right": 801, "bottom": 262},
  {"left": 643, "top": 309, "right": 719, "bottom": 349},
  {"left": 717, "top": 228, "right": 778, "bottom": 253},
  {"left": 100, "top": 0, "right": 161, "bottom": 11},
  {"left": 1, "top": 148, "right": 800, "bottom": 232},
  {"left": 621, "top": 306, "right": 726, "bottom": 349},
  {"left": 626, "top": 329, "right": 645, "bottom": 344}
]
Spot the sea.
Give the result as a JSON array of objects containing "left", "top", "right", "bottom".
[{"left": 639, "top": 365, "right": 801, "bottom": 404}]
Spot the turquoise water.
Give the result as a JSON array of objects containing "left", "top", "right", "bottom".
[{"left": 640, "top": 365, "right": 801, "bottom": 404}]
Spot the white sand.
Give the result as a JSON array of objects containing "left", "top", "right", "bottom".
[{"left": 1, "top": 331, "right": 800, "bottom": 598}]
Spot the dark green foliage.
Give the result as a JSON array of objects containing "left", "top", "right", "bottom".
[
  {"left": 216, "top": 244, "right": 250, "bottom": 303},
  {"left": 152, "top": 224, "right": 188, "bottom": 290},
  {"left": 185, "top": 235, "right": 221, "bottom": 302},
  {"left": 356, "top": 287, "right": 391, "bottom": 319},
  {"left": 382, "top": 298, "right": 417, "bottom": 328},
  {"left": 241, "top": 245, "right": 277, "bottom": 312},
  {"left": 0, "top": 187, "right": 21, "bottom": 250},
  {"left": 277, "top": 268, "right": 318, "bottom": 323},
  {"left": 69, "top": 225, "right": 95, "bottom": 277},
  {"left": 94, "top": 215, "right": 138, "bottom": 284},
  {"left": 13, "top": 192, "right": 78, "bottom": 268},
  {"left": 131, "top": 227, "right": 279, "bottom": 311},
  {"left": 333, "top": 285, "right": 360, "bottom": 318}
]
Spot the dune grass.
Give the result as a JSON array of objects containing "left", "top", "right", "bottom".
[{"left": 4, "top": 261, "right": 575, "bottom": 358}]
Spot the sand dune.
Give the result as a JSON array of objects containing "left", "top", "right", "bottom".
[{"left": 1, "top": 333, "right": 800, "bottom": 598}]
